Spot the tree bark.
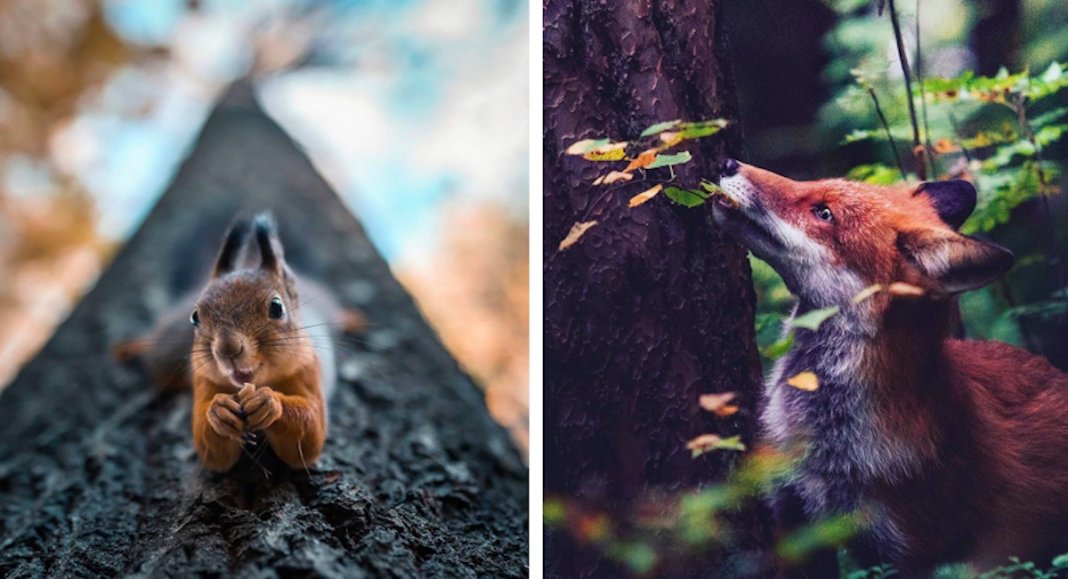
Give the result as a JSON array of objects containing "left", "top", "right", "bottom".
[
  {"left": 0, "top": 82, "right": 527, "bottom": 577},
  {"left": 544, "top": 1, "right": 768, "bottom": 576}
]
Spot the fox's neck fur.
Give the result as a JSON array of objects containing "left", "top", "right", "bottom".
[{"left": 765, "top": 298, "right": 958, "bottom": 509}]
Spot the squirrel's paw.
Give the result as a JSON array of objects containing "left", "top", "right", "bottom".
[
  {"left": 238, "top": 385, "right": 283, "bottom": 431},
  {"left": 206, "top": 393, "right": 245, "bottom": 441}
]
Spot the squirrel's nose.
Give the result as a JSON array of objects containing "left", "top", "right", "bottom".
[
  {"left": 215, "top": 339, "right": 245, "bottom": 361},
  {"left": 719, "top": 158, "right": 740, "bottom": 177}
]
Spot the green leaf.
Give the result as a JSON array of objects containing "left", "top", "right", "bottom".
[
  {"left": 676, "top": 119, "right": 729, "bottom": 139},
  {"left": 609, "top": 542, "right": 658, "bottom": 575},
  {"left": 776, "top": 514, "right": 860, "bottom": 564},
  {"left": 543, "top": 499, "right": 567, "bottom": 526},
  {"left": 700, "top": 180, "right": 724, "bottom": 194},
  {"left": 761, "top": 333, "right": 794, "bottom": 359},
  {"left": 639, "top": 119, "right": 681, "bottom": 137},
  {"left": 790, "top": 306, "right": 840, "bottom": 331},
  {"left": 664, "top": 186, "right": 708, "bottom": 208},
  {"left": 846, "top": 163, "right": 902, "bottom": 185},
  {"left": 646, "top": 151, "right": 692, "bottom": 169}
]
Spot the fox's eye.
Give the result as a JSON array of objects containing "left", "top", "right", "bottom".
[
  {"left": 190, "top": 309, "right": 200, "bottom": 327},
  {"left": 269, "top": 297, "right": 286, "bottom": 319},
  {"left": 812, "top": 204, "right": 834, "bottom": 223}
]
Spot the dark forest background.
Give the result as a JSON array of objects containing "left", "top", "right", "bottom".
[{"left": 728, "top": 0, "right": 1068, "bottom": 372}]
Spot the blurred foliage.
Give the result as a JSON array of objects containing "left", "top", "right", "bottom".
[
  {"left": 396, "top": 202, "right": 529, "bottom": 452},
  {"left": 0, "top": 0, "right": 131, "bottom": 387},
  {"left": 545, "top": 447, "right": 800, "bottom": 576}
]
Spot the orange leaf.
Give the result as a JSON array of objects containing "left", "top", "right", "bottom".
[
  {"left": 932, "top": 138, "right": 959, "bottom": 154},
  {"left": 699, "top": 392, "right": 739, "bottom": 417},
  {"left": 786, "top": 371, "right": 819, "bottom": 392},
  {"left": 628, "top": 184, "right": 664, "bottom": 208},
  {"left": 624, "top": 148, "right": 659, "bottom": 172},
  {"left": 558, "top": 221, "right": 598, "bottom": 251}
]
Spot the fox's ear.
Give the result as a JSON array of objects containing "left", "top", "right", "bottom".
[
  {"left": 914, "top": 180, "right": 977, "bottom": 230},
  {"left": 898, "top": 228, "right": 1014, "bottom": 294}
]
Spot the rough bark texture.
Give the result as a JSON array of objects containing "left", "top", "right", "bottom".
[
  {"left": 544, "top": 1, "right": 768, "bottom": 576},
  {"left": 0, "top": 82, "right": 527, "bottom": 578}
]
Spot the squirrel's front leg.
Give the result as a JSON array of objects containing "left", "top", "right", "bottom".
[
  {"left": 237, "top": 383, "right": 325, "bottom": 470},
  {"left": 192, "top": 388, "right": 245, "bottom": 472}
]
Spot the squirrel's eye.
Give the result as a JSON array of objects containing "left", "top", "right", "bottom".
[
  {"left": 190, "top": 309, "right": 200, "bottom": 327},
  {"left": 812, "top": 204, "right": 834, "bottom": 223},
  {"left": 269, "top": 297, "right": 285, "bottom": 319}
]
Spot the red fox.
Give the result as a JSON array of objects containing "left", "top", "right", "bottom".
[{"left": 711, "top": 160, "right": 1068, "bottom": 575}]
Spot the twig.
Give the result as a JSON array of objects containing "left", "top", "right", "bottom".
[
  {"left": 887, "top": 0, "right": 926, "bottom": 179},
  {"left": 914, "top": 0, "right": 935, "bottom": 176},
  {"left": 998, "top": 278, "right": 1038, "bottom": 352},
  {"left": 1013, "top": 93, "right": 1067, "bottom": 287},
  {"left": 947, "top": 113, "right": 972, "bottom": 163},
  {"left": 868, "top": 87, "right": 907, "bottom": 180}
]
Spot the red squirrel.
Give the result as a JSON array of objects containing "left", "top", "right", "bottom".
[
  {"left": 711, "top": 160, "right": 1068, "bottom": 574},
  {"left": 115, "top": 213, "right": 364, "bottom": 473}
]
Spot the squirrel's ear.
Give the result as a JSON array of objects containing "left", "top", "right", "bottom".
[
  {"left": 213, "top": 219, "right": 251, "bottom": 278},
  {"left": 253, "top": 212, "right": 285, "bottom": 275},
  {"left": 898, "top": 228, "right": 1014, "bottom": 294}
]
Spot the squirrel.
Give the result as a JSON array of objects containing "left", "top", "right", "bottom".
[{"left": 114, "top": 213, "right": 365, "bottom": 473}]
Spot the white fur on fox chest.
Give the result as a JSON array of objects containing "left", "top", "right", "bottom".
[
  {"left": 762, "top": 316, "right": 924, "bottom": 511},
  {"left": 761, "top": 315, "right": 915, "bottom": 564}
]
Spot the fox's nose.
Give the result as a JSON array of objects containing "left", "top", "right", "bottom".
[{"left": 719, "top": 158, "right": 740, "bottom": 177}]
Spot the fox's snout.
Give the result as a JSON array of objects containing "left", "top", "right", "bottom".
[{"left": 712, "top": 162, "right": 1013, "bottom": 308}]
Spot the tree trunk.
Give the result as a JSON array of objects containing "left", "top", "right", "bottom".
[
  {"left": 971, "top": 0, "right": 1021, "bottom": 77},
  {"left": 544, "top": 1, "right": 768, "bottom": 576},
  {"left": 0, "top": 82, "right": 527, "bottom": 577}
]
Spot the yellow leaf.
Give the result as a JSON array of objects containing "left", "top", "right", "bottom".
[
  {"left": 566, "top": 139, "right": 607, "bottom": 155},
  {"left": 584, "top": 145, "right": 627, "bottom": 162},
  {"left": 624, "top": 148, "right": 659, "bottom": 172},
  {"left": 699, "top": 392, "right": 739, "bottom": 417},
  {"left": 888, "top": 282, "right": 925, "bottom": 298},
  {"left": 687, "top": 434, "right": 746, "bottom": 457},
  {"left": 595, "top": 171, "right": 633, "bottom": 185},
  {"left": 852, "top": 284, "right": 883, "bottom": 304},
  {"left": 628, "top": 184, "right": 664, "bottom": 208},
  {"left": 659, "top": 131, "right": 684, "bottom": 148},
  {"left": 558, "top": 220, "right": 598, "bottom": 251},
  {"left": 787, "top": 371, "right": 819, "bottom": 392}
]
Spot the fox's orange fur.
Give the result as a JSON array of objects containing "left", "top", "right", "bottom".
[{"left": 712, "top": 161, "right": 1068, "bottom": 574}]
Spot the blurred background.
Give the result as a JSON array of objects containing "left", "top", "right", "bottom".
[
  {"left": 0, "top": 0, "right": 528, "bottom": 451},
  {"left": 728, "top": 0, "right": 1068, "bottom": 375}
]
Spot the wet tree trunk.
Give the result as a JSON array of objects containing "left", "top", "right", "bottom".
[
  {"left": 544, "top": 1, "right": 769, "bottom": 576},
  {"left": 0, "top": 82, "right": 527, "bottom": 578}
]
